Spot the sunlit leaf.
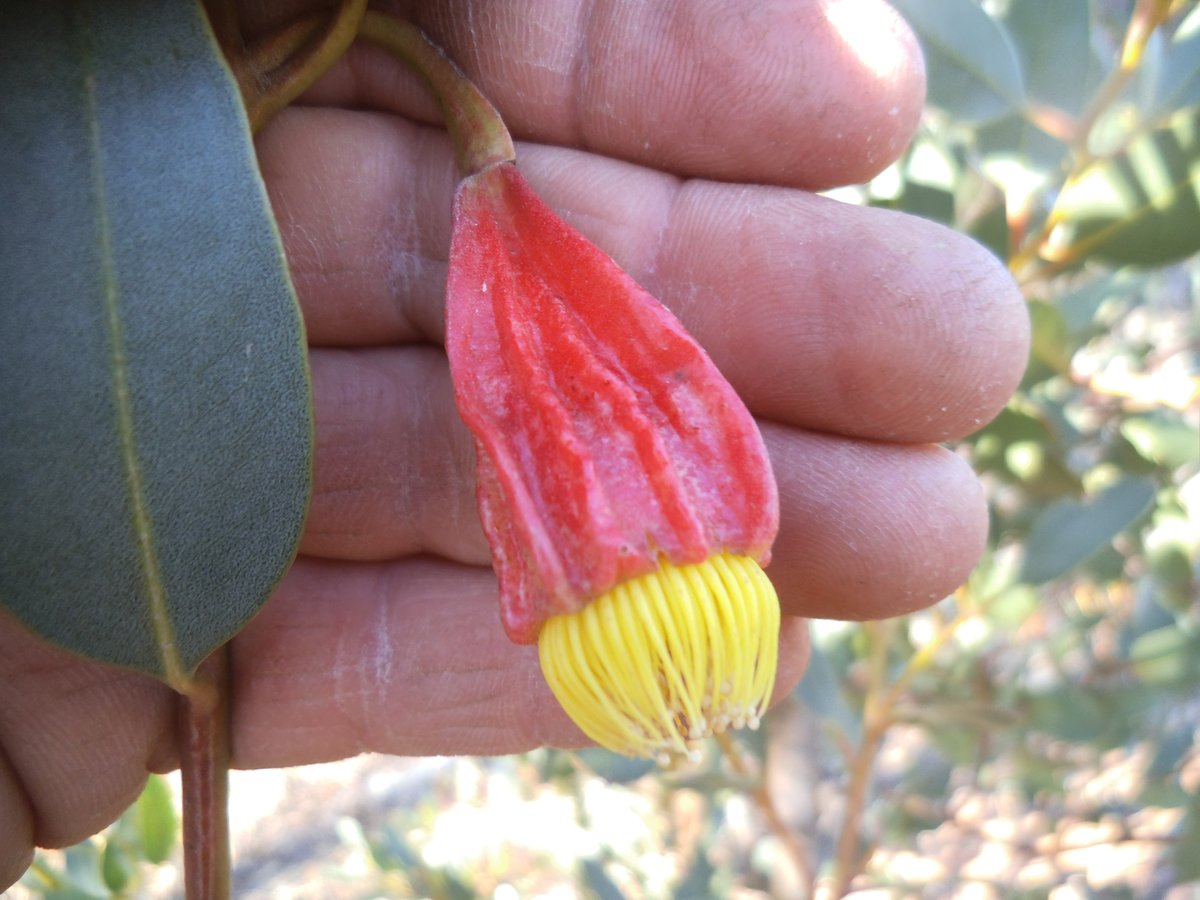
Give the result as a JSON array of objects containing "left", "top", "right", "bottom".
[
  {"left": 0, "top": 0, "right": 312, "bottom": 688},
  {"left": 890, "top": 0, "right": 1025, "bottom": 123},
  {"left": 1051, "top": 110, "right": 1200, "bottom": 266},
  {"left": 1121, "top": 415, "right": 1200, "bottom": 469},
  {"left": 984, "top": 585, "right": 1038, "bottom": 629},
  {"left": 1018, "top": 477, "right": 1157, "bottom": 584}
]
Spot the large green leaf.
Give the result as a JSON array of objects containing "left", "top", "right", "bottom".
[
  {"left": 890, "top": 0, "right": 1026, "bottom": 124},
  {"left": 1052, "top": 110, "right": 1200, "bottom": 266},
  {"left": 0, "top": 0, "right": 312, "bottom": 690}
]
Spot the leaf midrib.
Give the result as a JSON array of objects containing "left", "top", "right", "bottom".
[{"left": 79, "top": 5, "right": 187, "bottom": 690}]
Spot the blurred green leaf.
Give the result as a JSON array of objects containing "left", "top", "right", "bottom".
[
  {"left": 975, "top": 1, "right": 1091, "bottom": 194},
  {"left": 1018, "top": 477, "right": 1157, "bottom": 584},
  {"left": 100, "top": 841, "right": 132, "bottom": 895},
  {"left": 885, "top": 179, "right": 956, "bottom": 224},
  {"left": 872, "top": 137, "right": 958, "bottom": 225},
  {"left": 1001, "top": 438, "right": 1085, "bottom": 501},
  {"left": 582, "top": 859, "right": 629, "bottom": 900},
  {"left": 672, "top": 850, "right": 716, "bottom": 899},
  {"left": 795, "top": 639, "right": 862, "bottom": 744},
  {"left": 0, "top": 0, "right": 313, "bottom": 687},
  {"left": 575, "top": 748, "right": 656, "bottom": 784},
  {"left": 361, "top": 822, "right": 422, "bottom": 872},
  {"left": 1129, "top": 625, "right": 1200, "bottom": 686},
  {"left": 1003, "top": 0, "right": 1094, "bottom": 115},
  {"left": 24, "top": 883, "right": 109, "bottom": 900},
  {"left": 978, "top": 112, "right": 1069, "bottom": 179},
  {"left": 958, "top": 169, "right": 1010, "bottom": 260},
  {"left": 1028, "top": 300, "right": 1074, "bottom": 373},
  {"left": 1052, "top": 110, "right": 1200, "bottom": 266},
  {"left": 890, "top": 0, "right": 1025, "bottom": 123},
  {"left": 1151, "top": 5, "right": 1200, "bottom": 117},
  {"left": 1149, "top": 725, "right": 1195, "bottom": 779},
  {"left": 1023, "top": 684, "right": 1143, "bottom": 745},
  {"left": 58, "top": 843, "right": 110, "bottom": 900},
  {"left": 666, "top": 769, "right": 757, "bottom": 795},
  {"left": 1121, "top": 415, "right": 1200, "bottom": 469},
  {"left": 1148, "top": 542, "right": 1197, "bottom": 613},
  {"left": 984, "top": 584, "right": 1039, "bottom": 629},
  {"left": 1055, "top": 270, "right": 1146, "bottom": 334},
  {"left": 1174, "top": 789, "right": 1200, "bottom": 881},
  {"left": 133, "top": 774, "right": 178, "bottom": 865},
  {"left": 973, "top": 405, "right": 1057, "bottom": 447},
  {"left": 1011, "top": 746, "right": 1073, "bottom": 799}
]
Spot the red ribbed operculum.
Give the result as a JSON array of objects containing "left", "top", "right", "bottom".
[{"left": 446, "top": 163, "right": 778, "bottom": 644}]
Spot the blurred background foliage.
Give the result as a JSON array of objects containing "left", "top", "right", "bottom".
[{"left": 16, "top": 0, "right": 1199, "bottom": 897}]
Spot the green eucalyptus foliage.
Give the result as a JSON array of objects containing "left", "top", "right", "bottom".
[{"left": 0, "top": 0, "right": 312, "bottom": 689}]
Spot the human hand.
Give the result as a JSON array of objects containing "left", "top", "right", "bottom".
[{"left": 0, "top": 0, "right": 1028, "bottom": 886}]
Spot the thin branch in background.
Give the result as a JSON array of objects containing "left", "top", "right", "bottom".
[
  {"left": 827, "top": 620, "right": 893, "bottom": 897},
  {"left": 716, "top": 731, "right": 815, "bottom": 895}
]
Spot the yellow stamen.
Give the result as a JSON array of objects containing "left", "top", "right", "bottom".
[{"left": 538, "top": 553, "right": 780, "bottom": 763}]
